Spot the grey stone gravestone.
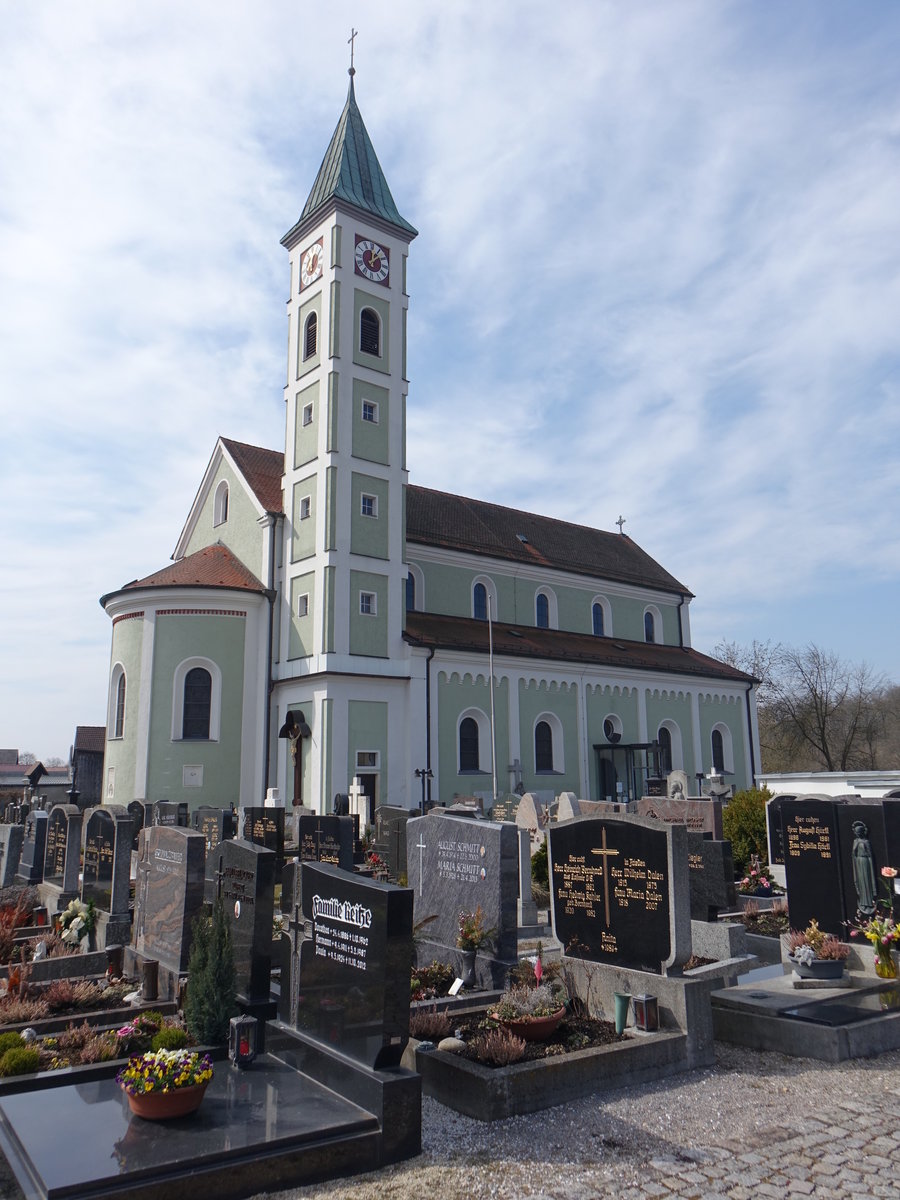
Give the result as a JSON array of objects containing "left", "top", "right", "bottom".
[
  {"left": 192, "top": 806, "right": 236, "bottom": 855},
  {"left": 686, "top": 831, "right": 736, "bottom": 920},
  {"left": 298, "top": 814, "right": 354, "bottom": 872},
  {"left": 42, "top": 805, "right": 83, "bottom": 896},
  {"left": 557, "top": 795, "right": 632, "bottom": 822},
  {"left": 407, "top": 811, "right": 519, "bottom": 986},
  {"left": 374, "top": 806, "right": 409, "bottom": 879},
  {"left": 516, "top": 792, "right": 554, "bottom": 851},
  {"left": 636, "top": 795, "right": 724, "bottom": 840},
  {"left": 206, "top": 838, "right": 275, "bottom": 1004},
  {"left": 15, "top": 811, "right": 47, "bottom": 884},
  {"left": 0, "top": 825, "right": 25, "bottom": 887},
  {"left": 153, "top": 801, "right": 189, "bottom": 827},
  {"left": 296, "top": 860, "right": 413, "bottom": 1070},
  {"left": 133, "top": 826, "right": 206, "bottom": 973},
  {"left": 517, "top": 827, "right": 538, "bottom": 927},
  {"left": 549, "top": 813, "right": 692, "bottom": 973},
  {"left": 82, "top": 805, "right": 131, "bottom": 916}
]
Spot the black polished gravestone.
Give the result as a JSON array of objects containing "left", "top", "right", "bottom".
[
  {"left": 373, "top": 806, "right": 408, "bottom": 879},
  {"left": 14, "top": 811, "right": 48, "bottom": 884},
  {"left": 686, "top": 831, "right": 736, "bottom": 921},
  {"left": 295, "top": 861, "right": 413, "bottom": 1070},
  {"left": 765, "top": 793, "right": 798, "bottom": 869},
  {"left": 241, "top": 806, "right": 285, "bottom": 880},
  {"left": 127, "top": 800, "right": 154, "bottom": 851},
  {"left": 780, "top": 798, "right": 846, "bottom": 936},
  {"left": 298, "top": 814, "right": 355, "bottom": 872},
  {"left": 206, "top": 838, "right": 276, "bottom": 1004},
  {"left": 133, "top": 826, "right": 206, "bottom": 973},
  {"left": 834, "top": 797, "right": 900, "bottom": 923},
  {"left": 549, "top": 814, "right": 692, "bottom": 974},
  {"left": 42, "top": 804, "right": 83, "bottom": 895},
  {"left": 0, "top": 824, "right": 25, "bottom": 887},
  {"left": 153, "top": 801, "right": 189, "bottom": 827},
  {"left": 82, "top": 805, "right": 132, "bottom": 915},
  {"left": 192, "top": 806, "right": 236, "bottom": 855}
]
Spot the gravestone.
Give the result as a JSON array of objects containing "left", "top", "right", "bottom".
[
  {"left": 374, "top": 806, "right": 409, "bottom": 880},
  {"left": 133, "top": 826, "right": 206, "bottom": 973},
  {"left": 491, "top": 794, "right": 521, "bottom": 824},
  {"left": 686, "top": 831, "right": 736, "bottom": 921},
  {"left": 127, "top": 801, "right": 154, "bottom": 851},
  {"left": 192, "top": 806, "right": 236, "bottom": 855},
  {"left": 667, "top": 770, "right": 690, "bottom": 801},
  {"left": 765, "top": 793, "right": 799, "bottom": 875},
  {"left": 516, "top": 792, "right": 554, "bottom": 850},
  {"left": 241, "top": 806, "right": 285, "bottom": 880},
  {"left": 644, "top": 776, "right": 666, "bottom": 797},
  {"left": 780, "top": 797, "right": 845, "bottom": 936},
  {"left": 549, "top": 814, "right": 691, "bottom": 974},
  {"left": 294, "top": 861, "right": 413, "bottom": 1070},
  {"left": 82, "top": 805, "right": 131, "bottom": 916},
  {"left": 153, "top": 801, "right": 189, "bottom": 827},
  {"left": 206, "top": 838, "right": 275, "bottom": 1004},
  {"left": 557, "top": 795, "right": 631, "bottom": 822},
  {"left": 517, "top": 828, "right": 538, "bottom": 927},
  {"left": 298, "top": 814, "right": 355, "bottom": 872},
  {"left": 42, "top": 805, "right": 83, "bottom": 897},
  {"left": 14, "top": 811, "right": 48, "bottom": 884},
  {"left": 279, "top": 860, "right": 304, "bottom": 1024},
  {"left": 0, "top": 825, "right": 25, "bottom": 887},
  {"left": 407, "top": 811, "right": 519, "bottom": 986},
  {"left": 636, "top": 794, "right": 723, "bottom": 839}
]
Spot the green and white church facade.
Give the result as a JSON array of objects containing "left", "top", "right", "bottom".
[{"left": 100, "top": 78, "right": 760, "bottom": 820}]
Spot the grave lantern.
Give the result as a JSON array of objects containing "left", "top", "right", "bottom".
[
  {"left": 228, "top": 1014, "right": 258, "bottom": 1067},
  {"left": 632, "top": 994, "right": 659, "bottom": 1032}
]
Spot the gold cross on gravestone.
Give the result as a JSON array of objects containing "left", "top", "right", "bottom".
[{"left": 591, "top": 826, "right": 619, "bottom": 927}]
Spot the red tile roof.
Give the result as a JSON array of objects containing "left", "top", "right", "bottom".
[
  {"left": 221, "top": 439, "right": 284, "bottom": 514},
  {"left": 119, "top": 544, "right": 266, "bottom": 594},
  {"left": 404, "top": 611, "right": 753, "bottom": 683},
  {"left": 74, "top": 726, "right": 106, "bottom": 754},
  {"left": 405, "top": 486, "right": 690, "bottom": 596}
]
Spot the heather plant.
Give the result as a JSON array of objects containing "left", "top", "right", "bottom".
[
  {"left": 470, "top": 1025, "right": 526, "bottom": 1067},
  {"left": 408, "top": 1005, "right": 452, "bottom": 1042}
]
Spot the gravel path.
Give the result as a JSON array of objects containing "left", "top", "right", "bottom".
[{"left": 255, "top": 1044, "right": 900, "bottom": 1200}]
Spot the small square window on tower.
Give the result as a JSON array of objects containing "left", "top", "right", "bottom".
[
  {"left": 362, "top": 399, "right": 378, "bottom": 424},
  {"left": 297, "top": 593, "right": 309, "bottom": 618},
  {"left": 361, "top": 493, "right": 378, "bottom": 518},
  {"left": 359, "top": 591, "right": 377, "bottom": 616},
  {"left": 299, "top": 496, "right": 311, "bottom": 520},
  {"left": 302, "top": 402, "right": 313, "bottom": 426}
]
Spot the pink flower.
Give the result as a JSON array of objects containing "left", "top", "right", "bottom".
[
  {"left": 881, "top": 866, "right": 898, "bottom": 879},
  {"left": 534, "top": 957, "right": 543, "bottom": 985},
  {"left": 850, "top": 930, "right": 858, "bottom": 938}
]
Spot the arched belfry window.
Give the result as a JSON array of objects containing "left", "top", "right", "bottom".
[
  {"left": 459, "top": 718, "right": 480, "bottom": 772},
  {"left": 360, "top": 308, "right": 380, "bottom": 357},
  {"left": 303, "top": 312, "right": 318, "bottom": 360},
  {"left": 182, "top": 667, "right": 212, "bottom": 740},
  {"left": 535, "top": 721, "right": 554, "bottom": 772}
]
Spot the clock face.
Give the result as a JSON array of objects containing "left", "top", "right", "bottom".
[
  {"left": 300, "top": 240, "right": 323, "bottom": 289},
  {"left": 354, "top": 236, "right": 390, "bottom": 284}
]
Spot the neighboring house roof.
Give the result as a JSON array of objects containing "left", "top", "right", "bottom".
[
  {"left": 0, "top": 750, "right": 17, "bottom": 765},
  {"left": 283, "top": 77, "right": 417, "bottom": 242},
  {"left": 406, "top": 486, "right": 691, "bottom": 597},
  {"left": 74, "top": 726, "right": 106, "bottom": 755},
  {"left": 101, "top": 544, "right": 267, "bottom": 607},
  {"left": 221, "top": 438, "right": 283, "bottom": 514},
  {"left": 404, "top": 612, "right": 753, "bottom": 684}
]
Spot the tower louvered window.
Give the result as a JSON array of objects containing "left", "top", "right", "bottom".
[
  {"left": 360, "top": 308, "right": 380, "bottom": 356},
  {"left": 304, "top": 312, "right": 318, "bottom": 359}
]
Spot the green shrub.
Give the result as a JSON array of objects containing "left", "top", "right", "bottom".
[
  {"left": 0, "top": 1046, "right": 40, "bottom": 1077},
  {"left": 151, "top": 1026, "right": 188, "bottom": 1051},
  {"left": 531, "top": 841, "right": 549, "bottom": 890},
  {"left": 723, "top": 787, "right": 772, "bottom": 875},
  {"left": 0, "top": 1032, "right": 24, "bottom": 1056},
  {"left": 184, "top": 899, "right": 237, "bottom": 1045}
]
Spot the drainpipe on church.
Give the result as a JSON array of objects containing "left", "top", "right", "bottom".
[
  {"left": 677, "top": 593, "right": 687, "bottom": 648},
  {"left": 425, "top": 647, "right": 435, "bottom": 807},
  {"left": 262, "top": 514, "right": 280, "bottom": 797}
]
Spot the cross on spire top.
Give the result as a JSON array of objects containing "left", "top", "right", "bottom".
[
  {"left": 348, "top": 27, "right": 358, "bottom": 76},
  {"left": 616, "top": 515, "right": 626, "bottom": 535}
]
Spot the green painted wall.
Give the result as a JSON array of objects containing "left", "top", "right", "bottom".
[
  {"left": 323, "top": 565, "right": 336, "bottom": 653},
  {"left": 352, "top": 288, "right": 390, "bottom": 374},
  {"left": 293, "top": 379, "right": 319, "bottom": 469},
  {"left": 288, "top": 571, "right": 315, "bottom": 660},
  {"left": 347, "top": 699, "right": 388, "bottom": 804},
  {"left": 351, "top": 379, "right": 390, "bottom": 464},
  {"left": 327, "top": 372, "right": 339, "bottom": 453},
  {"left": 645, "top": 691, "right": 695, "bottom": 779},
  {"left": 290, "top": 475, "right": 317, "bottom": 561},
  {"left": 105, "top": 615, "right": 144, "bottom": 801},
  {"left": 184, "top": 459, "right": 263, "bottom": 577},
  {"left": 350, "top": 472, "right": 389, "bottom": 559},
  {"left": 435, "top": 672, "right": 509, "bottom": 803},
  {"left": 297, "top": 292, "right": 322, "bottom": 380},
  {"left": 518, "top": 679, "right": 579, "bottom": 793},
  {"left": 349, "top": 569, "right": 388, "bottom": 657},
  {"left": 146, "top": 612, "right": 245, "bottom": 806},
  {"left": 324, "top": 467, "right": 337, "bottom": 551}
]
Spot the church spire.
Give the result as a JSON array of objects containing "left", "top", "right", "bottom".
[{"left": 283, "top": 73, "right": 417, "bottom": 245}]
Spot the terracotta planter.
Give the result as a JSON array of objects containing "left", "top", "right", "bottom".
[
  {"left": 491, "top": 1006, "right": 566, "bottom": 1042},
  {"left": 124, "top": 1081, "right": 209, "bottom": 1120}
]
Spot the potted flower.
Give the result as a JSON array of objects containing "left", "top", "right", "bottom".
[
  {"left": 738, "top": 856, "right": 778, "bottom": 898},
  {"left": 787, "top": 919, "right": 850, "bottom": 979},
  {"left": 117, "top": 1048, "right": 214, "bottom": 1120},
  {"left": 57, "top": 899, "right": 96, "bottom": 950},
  {"left": 490, "top": 982, "right": 568, "bottom": 1042},
  {"left": 456, "top": 906, "right": 495, "bottom": 988},
  {"left": 848, "top": 867, "right": 899, "bottom": 979}
]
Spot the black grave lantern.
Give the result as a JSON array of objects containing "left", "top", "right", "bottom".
[
  {"left": 632, "top": 993, "right": 659, "bottom": 1032},
  {"left": 228, "top": 1015, "right": 259, "bottom": 1068}
]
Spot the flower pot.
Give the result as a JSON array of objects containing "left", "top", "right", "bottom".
[
  {"left": 491, "top": 1006, "right": 566, "bottom": 1042},
  {"left": 124, "top": 1081, "right": 209, "bottom": 1120},
  {"left": 459, "top": 949, "right": 477, "bottom": 989},
  {"left": 788, "top": 955, "right": 845, "bottom": 980},
  {"left": 874, "top": 953, "right": 898, "bottom": 980},
  {"left": 614, "top": 992, "right": 631, "bottom": 1034}
]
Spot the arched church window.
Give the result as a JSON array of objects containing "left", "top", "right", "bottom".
[
  {"left": 658, "top": 726, "right": 672, "bottom": 775},
  {"left": 360, "top": 308, "right": 380, "bottom": 357},
  {"left": 182, "top": 667, "right": 212, "bottom": 740},
  {"left": 535, "top": 721, "right": 554, "bottom": 772},
  {"left": 536, "top": 593, "right": 549, "bottom": 629},
  {"left": 459, "top": 718, "right": 480, "bottom": 772},
  {"left": 473, "top": 582, "right": 487, "bottom": 621},
  {"left": 405, "top": 572, "right": 415, "bottom": 612},
  {"left": 644, "top": 610, "right": 656, "bottom": 643},
  {"left": 112, "top": 670, "right": 126, "bottom": 739},
  {"left": 712, "top": 729, "right": 725, "bottom": 773},
  {"left": 214, "top": 480, "right": 229, "bottom": 526},
  {"left": 303, "top": 312, "right": 318, "bottom": 360},
  {"left": 592, "top": 602, "right": 604, "bottom": 637}
]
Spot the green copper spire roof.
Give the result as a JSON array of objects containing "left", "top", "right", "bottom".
[{"left": 287, "top": 77, "right": 417, "bottom": 242}]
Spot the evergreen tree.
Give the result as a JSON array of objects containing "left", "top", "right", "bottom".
[{"left": 184, "top": 899, "right": 237, "bottom": 1044}]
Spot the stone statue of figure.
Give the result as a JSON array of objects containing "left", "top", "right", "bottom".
[{"left": 851, "top": 821, "right": 877, "bottom": 917}]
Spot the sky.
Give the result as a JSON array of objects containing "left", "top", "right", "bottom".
[{"left": 1, "top": 1, "right": 899, "bottom": 762}]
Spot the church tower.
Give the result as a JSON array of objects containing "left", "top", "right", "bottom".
[{"left": 275, "top": 70, "right": 418, "bottom": 816}]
